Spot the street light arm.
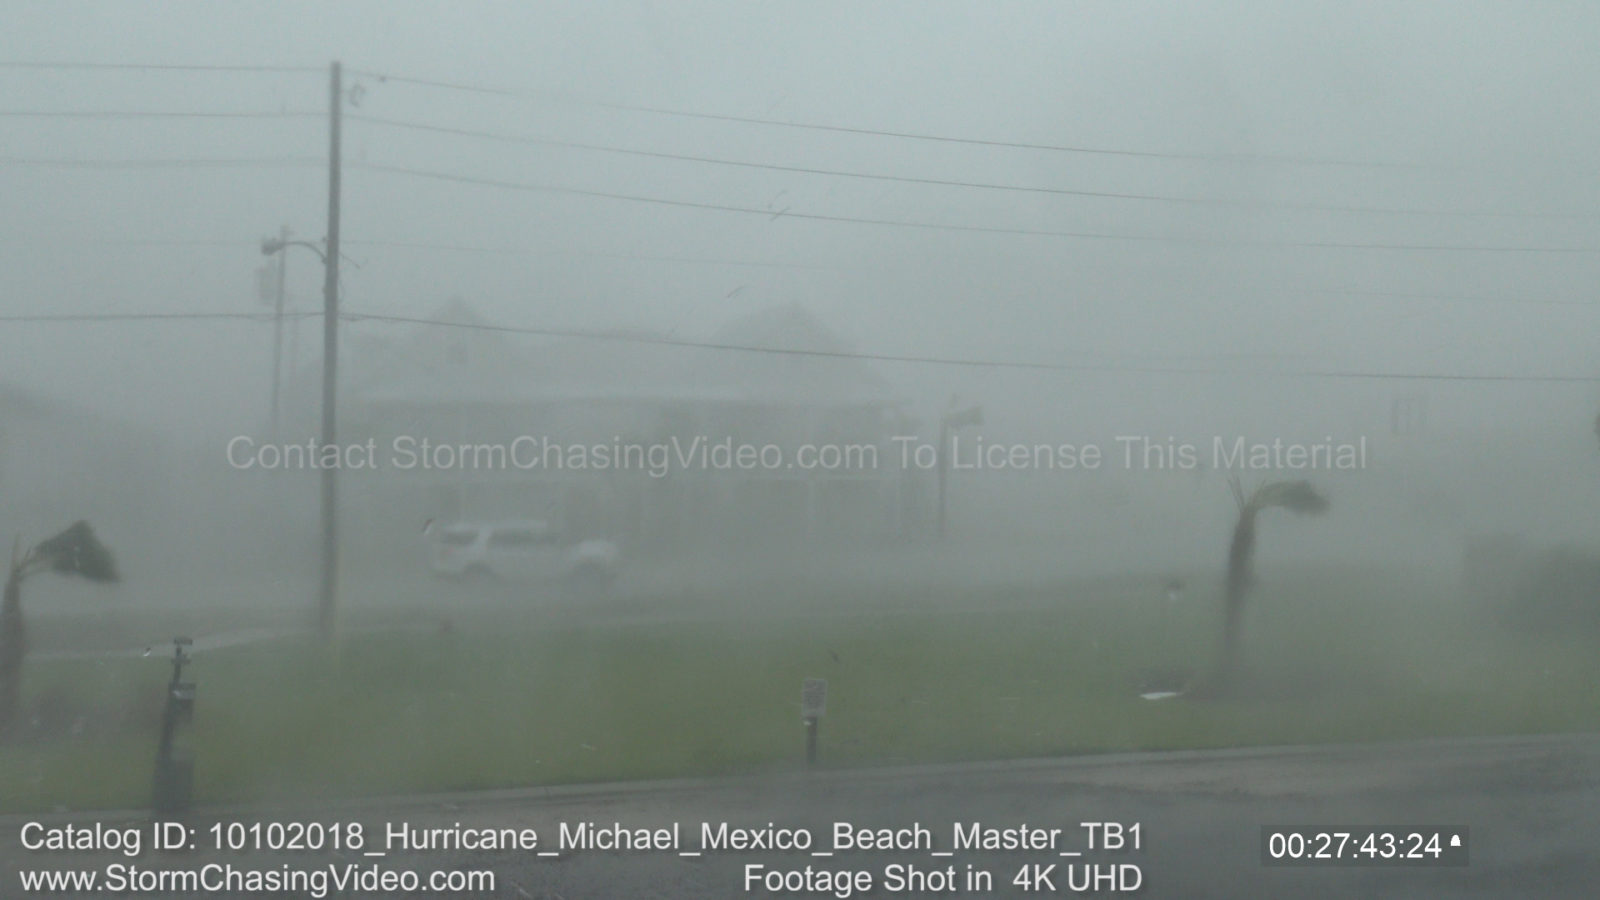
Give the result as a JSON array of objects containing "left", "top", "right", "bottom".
[{"left": 260, "top": 237, "right": 328, "bottom": 264}]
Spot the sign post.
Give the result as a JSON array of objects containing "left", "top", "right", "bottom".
[{"left": 801, "top": 678, "right": 827, "bottom": 765}]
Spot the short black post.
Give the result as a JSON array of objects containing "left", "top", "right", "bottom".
[
  {"left": 800, "top": 677, "right": 827, "bottom": 767},
  {"left": 153, "top": 637, "right": 195, "bottom": 814}
]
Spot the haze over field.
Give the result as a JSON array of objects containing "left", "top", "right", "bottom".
[
  {"left": 0, "top": 3, "right": 1596, "bottom": 609},
  {"left": 7, "top": 17, "right": 1600, "bottom": 900}
]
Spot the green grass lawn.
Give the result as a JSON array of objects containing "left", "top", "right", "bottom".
[{"left": 3, "top": 566, "right": 1598, "bottom": 813}]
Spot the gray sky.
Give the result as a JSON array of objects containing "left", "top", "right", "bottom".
[{"left": 2, "top": 1, "right": 1597, "bottom": 439}]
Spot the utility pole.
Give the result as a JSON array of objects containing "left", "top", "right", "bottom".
[
  {"left": 936, "top": 403, "right": 982, "bottom": 540},
  {"left": 268, "top": 225, "right": 288, "bottom": 437},
  {"left": 317, "top": 61, "right": 343, "bottom": 639}
]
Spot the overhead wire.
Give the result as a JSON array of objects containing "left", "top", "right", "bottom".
[
  {"left": 350, "top": 161, "right": 1600, "bottom": 254},
  {"left": 345, "top": 67, "right": 1415, "bottom": 169},
  {"left": 348, "top": 114, "right": 1588, "bottom": 221},
  {"left": 336, "top": 310, "right": 1599, "bottom": 384},
  {"left": 0, "top": 109, "right": 320, "bottom": 119},
  {"left": 0, "top": 155, "right": 321, "bottom": 169},
  {"left": 0, "top": 61, "right": 321, "bottom": 73},
  {"left": 0, "top": 311, "right": 317, "bottom": 323},
  {"left": 1, "top": 59, "right": 1592, "bottom": 374}
]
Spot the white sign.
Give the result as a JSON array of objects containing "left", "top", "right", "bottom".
[{"left": 801, "top": 678, "right": 827, "bottom": 718}]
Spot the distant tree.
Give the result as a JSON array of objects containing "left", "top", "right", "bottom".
[
  {"left": 1190, "top": 478, "right": 1328, "bottom": 698},
  {"left": 0, "top": 521, "right": 118, "bottom": 737}
]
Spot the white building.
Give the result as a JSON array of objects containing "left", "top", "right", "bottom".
[{"left": 283, "top": 300, "right": 927, "bottom": 561}]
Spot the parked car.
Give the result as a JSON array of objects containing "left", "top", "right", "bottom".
[{"left": 426, "top": 519, "right": 620, "bottom": 595}]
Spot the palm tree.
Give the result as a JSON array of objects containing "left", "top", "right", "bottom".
[
  {"left": 0, "top": 521, "right": 118, "bottom": 737},
  {"left": 1190, "top": 477, "right": 1328, "bottom": 697}
]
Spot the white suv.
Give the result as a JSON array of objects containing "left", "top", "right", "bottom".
[{"left": 427, "top": 520, "right": 620, "bottom": 595}]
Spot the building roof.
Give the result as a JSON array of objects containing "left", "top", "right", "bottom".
[
  {"left": 682, "top": 302, "right": 894, "bottom": 407},
  {"left": 351, "top": 298, "right": 548, "bottom": 404},
  {"left": 321, "top": 298, "right": 897, "bottom": 411}
]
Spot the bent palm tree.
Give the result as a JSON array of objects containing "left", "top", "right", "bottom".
[
  {"left": 0, "top": 521, "right": 118, "bottom": 736},
  {"left": 1191, "top": 478, "right": 1328, "bottom": 697}
]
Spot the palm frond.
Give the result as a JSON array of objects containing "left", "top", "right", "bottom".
[
  {"left": 1249, "top": 480, "right": 1329, "bottom": 516},
  {"left": 31, "top": 521, "right": 118, "bottom": 583},
  {"left": 1226, "top": 474, "right": 1246, "bottom": 510}
]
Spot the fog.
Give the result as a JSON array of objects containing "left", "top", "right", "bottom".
[
  {"left": 0, "top": 1, "right": 1594, "bottom": 600},
  {"left": 2, "top": 7, "right": 1600, "bottom": 886}
]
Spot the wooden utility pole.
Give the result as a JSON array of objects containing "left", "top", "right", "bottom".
[{"left": 317, "top": 62, "right": 343, "bottom": 639}]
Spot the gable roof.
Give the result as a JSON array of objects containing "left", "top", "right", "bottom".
[
  {"left": 302, "top": 298, "right": 897, "bottom": 412},
  {"left": 683, "top": 302, "right": 893, "bottom": 406},
  {"left": 342, "top": 299, "right": 547, "bottom": 405}
]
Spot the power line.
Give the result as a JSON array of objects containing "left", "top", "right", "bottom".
[
  {"left": 338, "top": 310, "right": 1597, "bottom": 384},
  {"left": 0, "top": 236, "right": 269, "bottom": 247},
  {"left": 346, "top": 67, "right": 1414, "bottom": 170},
  {"left": 1305, "top": 287, "right": 1598, "bottom": 309},
  {"left": 343, "top": 238, "right": 1598, "bottom": 306},
  {"left": 0, "top": 311, "right": 317, "bottom": 323},
  {"left": 0, "top": 306, "right": 1586, "bottom": 382},
  {"left": 0, "top": 228, "right": 1589, "bottom": 307},
  {"left": 349, "top": 113, "right": 1586, "bottom": 221},
  {"left": 344, "top": 239, "right": 840, "bottom": 270},
  {"left": 351, "top": 161, "right": 1600, "bottom": 254},
  {"left": 600, "top": 106, "right": 1415, "bottom": 170},
  {"left": 0, "top": 109, "right": 319, "bottom": 119},
  {"left": 0, "top": 231, "right": 835, "bottom": 270},
  {"left": 27, "top": 226, "right": 1588, "bottom": 308},
  {"left": 0, "top": 61, "right": 320, "bottom": 73},
  {"left": 0, "top": 155, "right": 321, "bottom": 169},
  {"left": 348, "top": 69, "right": 531, "bottom": 100}
]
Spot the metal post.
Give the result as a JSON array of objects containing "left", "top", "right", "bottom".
[
  {"left": 152, "top": 637, "right": 194, "bottom": 814},
  {"left": 800, "top": 678, "right": 827, "bottom": 765},
  {"left": 153, "top": 639, "right": 189, "bottom": 771},
  {"left": 937, "top": 420, "right": 948, "bottom": 539},
  {"left": 268, "top": 225, "right": 288, "bottom": 437},
  {"left": 934, "top": 405, "right": 980, "bottom": 540},
  {"left": 317, "top": 62, "right": 343, "bottom": 639}
]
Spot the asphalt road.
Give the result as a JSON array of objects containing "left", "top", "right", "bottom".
[{"left": 5, "top": 733, "right": 1597, "bottom": 898}]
